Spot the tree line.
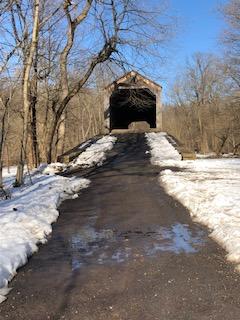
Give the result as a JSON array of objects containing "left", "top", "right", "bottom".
[
  {"left": 0, "top": 0, "right": 239, "bottom": 189},
  {"left": 164, "top": 0, "right": 240, "bottom": 155},
  {"left": 0, "top": 0, "right": 173, "bottom": 186}
]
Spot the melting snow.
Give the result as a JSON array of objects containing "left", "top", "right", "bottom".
[
  {"left": 43, "top": 162, "right": 67, "bottom": 174},
  {"left": 145, "top": 132, "right": 181, "bottom": 165},
  {"left": 0, "top": 135, "right": 117, "bottom": 303},
  {"left": 70, "top": 135, "right": 117, "bottom": 169},
  {"left": 146, "top": 132, "right": 240, "bottom": 270},
  {"left": 145, "top": 223, "right": 204, "bottom": 255},
  {"left": 0, "top": 172, "right": 89, "bottom": 303},
  {"left": 43, "top": 135, "right": 117, "bottom": 174}
]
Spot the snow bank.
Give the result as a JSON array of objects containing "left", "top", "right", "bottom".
[
  {"left": 70, "top": 135, "right": 117, "bottom": 168},
  {"left": 0, "top": 173, "right": 89, "bottom": 303},
  {"left": 145, "top": 132, "right": 181, "bottom": 165},
  {"left": 43, "top": 162, "right": 67, "bottom": 174},
  {"left": 196, "top": 152, "right": 217, "bottom": 159},
  {"left": 146, "top": 132, "right": 240, "bottom": 270},
  {"left": 160, "top": 160, "right": 240, "bottom": 268},
  {"left": 43, "top": 135, "right": 117, "bottom": 174},
  {"left": 0, "top": 135, "right": 117, "bottom": 303}
]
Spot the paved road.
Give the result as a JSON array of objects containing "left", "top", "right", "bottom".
[{"left": 1, "top": 134, "right": 240, "bottom": 320}]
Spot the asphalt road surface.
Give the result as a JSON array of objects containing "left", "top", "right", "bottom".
[{"left": 1, "top": 134, "right": 240, "bottom": 320}]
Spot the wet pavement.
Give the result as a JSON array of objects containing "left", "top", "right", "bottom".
[
  {"left": 69, "top": 222, "right": 205, "bottom": 270},
  {"left": 1, "top": 133, "right": 240, "bottom": 319}
]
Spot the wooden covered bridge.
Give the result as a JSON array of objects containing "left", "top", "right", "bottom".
[
  {"left": 58, "top": 71, "right": 196, "bottom": 162},
  {"left": 103, "top": 71, "right": 162, "bottom": 133}
]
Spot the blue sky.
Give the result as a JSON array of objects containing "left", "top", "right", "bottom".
[{"left": 159, "top": 0, "right": 227, "bottom": 101}]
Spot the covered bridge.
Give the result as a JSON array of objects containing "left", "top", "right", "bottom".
[{"left": 104, "top": 71, "right": 162, "bottom": 133}]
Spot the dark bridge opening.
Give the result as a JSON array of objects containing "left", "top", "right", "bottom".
[{"left": 110, "top": 88, "right": 156, "bottom": 130}]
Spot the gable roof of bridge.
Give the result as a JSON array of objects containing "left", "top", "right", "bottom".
[{"left": 105, "top": 70, "right": 162, "bottom": 92}]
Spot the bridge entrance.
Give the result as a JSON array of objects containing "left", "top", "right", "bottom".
[
  {"left": 110, "top": 88, "right": 156, "bottom": 130},
  {"left": 104, "top": 71, "right": 162, "bottom": 132}
]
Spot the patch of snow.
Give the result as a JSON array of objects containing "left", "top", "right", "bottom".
[
  {"left": 43, "top": 162, "right": 67, "bottom": 174},
  {"left": 78, "top": 139, "right": 91, "bottom": 150},
  {"left": 146, "top": 132, "right": 240, "bottom": 271},
  {"left": 159, "top": 159, "right": 240, "bottom": 268},
  {"left": 2, "top": 166, "right": 18, "bottom": 178},
  {"left": 196, "top": 152, "right": 217, "bottom": 159},
  {"left": 145, "top": 132, "right": 181, "bottom": 165},
  {"left": 222, "top": 153, "right": 239, "bottom": 158},
  {"left": 70, "top": 135, "right": 117, "bottom": 169},
  {"left": 42, "top": 135, "right": 117, "bottom": 174},
  {"left": 0, "top": 134, "right": 117, "bottom": 303},
  {"left": 0, "top": 173, "right": 89, "bottom": 303},
  {"left": 196, "top": 153, "right": 239, "bottom": 159},
  {"left": 1, "top": 167, "right": 26, "bottom": 191}
]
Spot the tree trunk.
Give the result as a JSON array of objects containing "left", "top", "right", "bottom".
[
  {"left": 15, "top": 0, "right": 40, "bottom": 186},
  {"left": 56, "top": 112, "right": 66, "bottom": 158},
  {"left": 47, "top": 113, "right": 59, "bottom": 163},
  {"left": 0, "top": 97, "right": 9, "bottom": 188},
  {"left": 30, "top": 50, "right": 40, "bottom": 168}
]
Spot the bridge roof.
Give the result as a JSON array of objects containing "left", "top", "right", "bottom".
[{"left": 105, "top": 70, "right": 162, "bottom": 91}]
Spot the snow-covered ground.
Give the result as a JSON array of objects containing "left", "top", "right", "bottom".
[
  {"left": 44, "top": 135, "right": 117, "bottom": 174},
  {"left": 0, "top": 171, "right": 89, "bottom": 303},
  {"left": 145, "top": 132, "right": 182, "bottom": 165},
  {"left": 0, "top": 135, "right": 117, "bottom": 303},
  {"left": 70, "top": 135, "right": 117, "bottom": 168},
  {"left": 146, "top": 132, "right": 240, "bottom": 270},
  {"left": 196, "top": 152, "right": 239, "bottom": 159}
]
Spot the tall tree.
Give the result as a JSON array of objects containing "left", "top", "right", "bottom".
[
  {"left": 0, "top": 0, "right": 175, "bottom": 184},
  {"left": 15, "top": 0, "right": 40, "bottom": 186},
  {"left": 221, "top": 0, "right": 240, "bottom": 88},
  {"left": 220, "top": 0, "right": 240, "bottom": 154},
  {"left": 168, "top": 53, "right": 232, "bottom": 153},
  {"left": 45, "top": 0, "right": 174, "bottom": 162}
]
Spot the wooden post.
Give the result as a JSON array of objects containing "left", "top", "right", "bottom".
[
  {"left": 155, "top": 88, "right": 162, "bottom": 131},
  {"left": 103, "top": 88, "right": 111, "bottom": 133}
]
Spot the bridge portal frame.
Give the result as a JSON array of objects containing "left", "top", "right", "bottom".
[{"left": 103, "top": 70, "right": 162, "bottom": 133}]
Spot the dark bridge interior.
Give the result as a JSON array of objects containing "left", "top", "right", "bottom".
[{"left": 110, "top": 88, "right": 156, "bottom": 130}]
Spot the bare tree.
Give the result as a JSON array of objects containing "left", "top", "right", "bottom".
[
  {"left": 54, "top": 0, "right": 93, "bottom": 157},
  {"left": 45, "top": 0, "right": 174, "bottom": 162},
  {"left": 221, "top": 0, "right": 240, "bottom": 88},
  {"left": 15, "top": 0, "right": 40, "bottom": 186},
  {"left": 0, "top": 1, "right": 21, "bottom": 188},
  {"left": 220, "top": 0, "right": 240, "bottom": 154},
  {"left": 166, "top": 52, "right": 238, "bottom": 154},
  {"left": 0, "top": 88, "right": 10, "bottom": 188},
  {"left": 0, "top": 0, "right": 175, "bottom": 184}
]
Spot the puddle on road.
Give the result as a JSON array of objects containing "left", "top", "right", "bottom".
[
  {"left": 144, "top": 223, "right": 204, "bottom": 255},
  {"left": 69, "top": 223, "right": 205, "bottom": 270}
]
